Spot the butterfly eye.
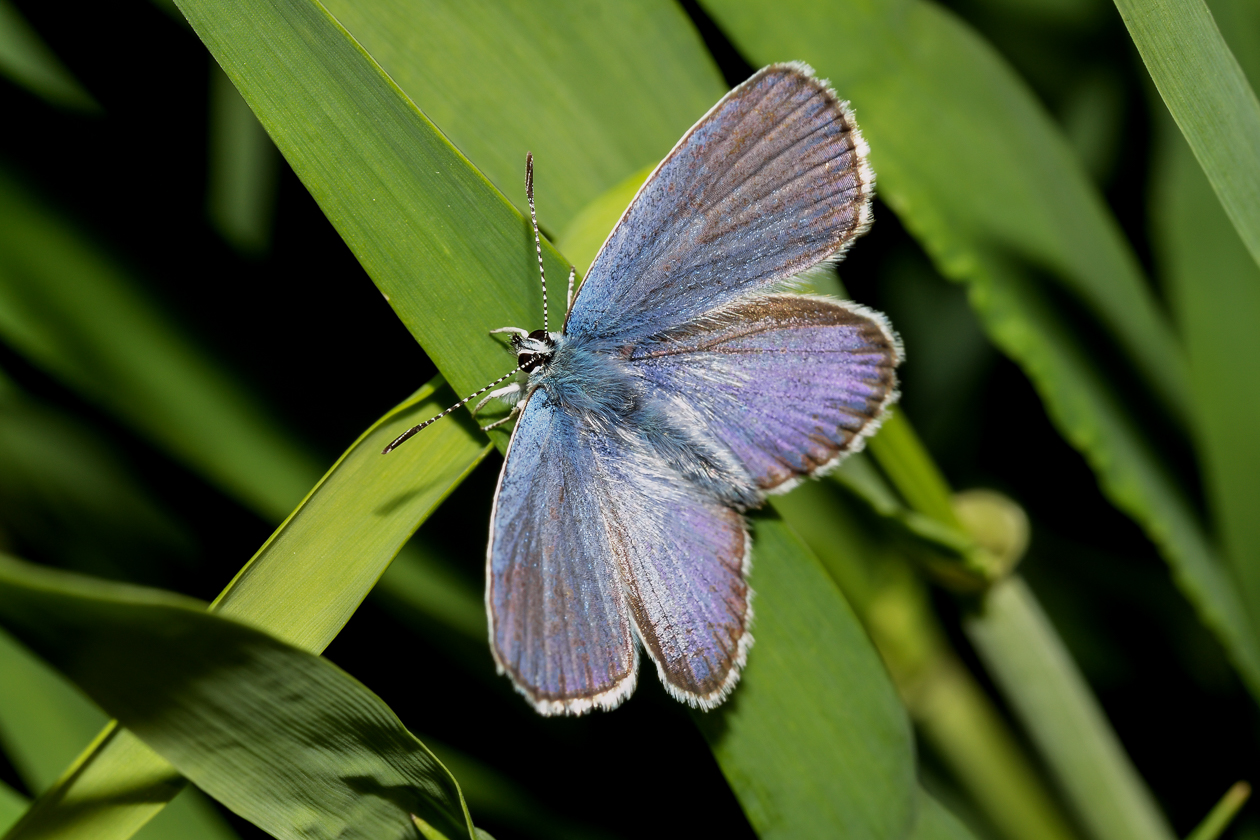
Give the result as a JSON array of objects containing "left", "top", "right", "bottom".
[
  {"left": 528, "top": 329, "right": 549, "bottom": 341},
  {"left": 519, "top": 352, "right": 543, "bottom": 373}
]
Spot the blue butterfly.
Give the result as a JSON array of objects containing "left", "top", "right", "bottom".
[{"left": 386, "top": 63, "right": 901, "bottom": 716}]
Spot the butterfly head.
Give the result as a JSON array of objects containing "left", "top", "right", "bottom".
[{"left": 511, "top": 329, "right": 557, "bottom": 373}]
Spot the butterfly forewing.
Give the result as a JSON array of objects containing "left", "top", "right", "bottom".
[
  {"left": 565, "top": 63, "right": 872, "bottom": 343},
  {"left": 487, "top": 393, "right": 638, "bottom": 715}
]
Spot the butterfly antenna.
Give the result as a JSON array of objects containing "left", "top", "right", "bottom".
[
  {"left": 525, "top": 152, "right": 549, "bottom": 333},
  {"left": 382, "top": 366, "right": 523, "bottom": 454}
]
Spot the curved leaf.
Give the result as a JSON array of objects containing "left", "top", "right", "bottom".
[
  {"left": 10, "top": 379, "right": 489, "bottom": 840},
  {"left": 0, "top": 554, "right": 477, "bottom": 840},
  {"left": 0, "top": 630, "right": 238, "bottom": 840}
]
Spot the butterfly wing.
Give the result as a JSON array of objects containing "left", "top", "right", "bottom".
[
  {"left": 489, "top": 387, "right": 753, "bottom": 712},
  {"left": 627, "top": 295, "right": 901, "bottom": 492},
  {"left": 565, "top": 63, "right": 872, "bottom": 344},
  {"left": 486, "top": 391, "right": 638, "bottom": 716}
]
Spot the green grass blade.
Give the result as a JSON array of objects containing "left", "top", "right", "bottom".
[
  {"left": 209, "top": 380, "right": 489, "bottom": 650},
  {"left": 320, "top": 0, "right": 725, "bottom": 234},
  {"left": 8, "top": 379, "right": 489, "bottom": 840},
  {"left": 700, "top": 0, "right": 1189, "bottom": 425},
  {"left": 1185, "top": 782, "right": 1251, "bottom": 840},
  {"left": 0, "top": 167, "right": 321, "bottom": 522},
  {"left": 1149, "top": 0, "right": 1260, "bottom": 696},
  {"left": 206, "top": 61, "right": 278, "bottom": 256},
  {"left": 1114, "top": 0, "right": 1260, "bottom": 273},
  {"left": 0, "top": 0, "right": 98, "bottom": 112},
  {"left": 964, "top": 578, "right": 1175, "bottom": 840},
  {"left": 0, "top": 554, "right": 477, "bottom": 840},
  {"left": 694, "top": 516, "right": 916, "bottom": 839}
]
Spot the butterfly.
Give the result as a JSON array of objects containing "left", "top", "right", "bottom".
[{"left": 385, "top": 63, "right": 901, "bottom": 716}]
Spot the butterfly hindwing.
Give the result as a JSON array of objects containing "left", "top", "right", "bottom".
[
  {"left": 628, "top": 295, "right": 901, "bottom": 491},
  {"left": 590, "top": 433, "right": 752, "bottom": 707},
  {"left": 565, "top": 63, "right": 872, "bottom": 344}
]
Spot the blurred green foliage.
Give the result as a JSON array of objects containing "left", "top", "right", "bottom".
[{"left": 0, "top": 0, "right": 1255, "bottom": 839}]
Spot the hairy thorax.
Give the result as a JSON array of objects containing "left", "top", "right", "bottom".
[{"left": 532, "top": 335, "right": 760, "bottom": 510}]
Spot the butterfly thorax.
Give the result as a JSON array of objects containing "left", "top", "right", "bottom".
[
  {"left": 526, "top": 332, "right": 762, "bottom": 511},
  {"left": 527, "top": 335, "right": 637, "bottom": 424}
]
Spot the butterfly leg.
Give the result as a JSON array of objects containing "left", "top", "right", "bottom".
[
  {"left": 490, "top": 326, "right": 530, "bottom": 337},
  {"left": 473, "top": 381, "right": 523, "bottom": 414},
  {"left": 480, "top": 402, "right": 522, "bottom": 432}
]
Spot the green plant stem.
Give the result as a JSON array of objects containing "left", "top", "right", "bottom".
[
  {"left": 866, "top": 410, "right": 961, "bottom": 529},
  {"left": 963, "top": 577, "right": 1175, "bottom": 840},
  {"left": 1185, "top": 781, "right": 1250, "bottom": 840}
]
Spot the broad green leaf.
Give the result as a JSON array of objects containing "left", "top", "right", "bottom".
[
  {"left": 0, "top": 554, "right": 477, "bottom": 840},
  {"left": 0, "top": 0, "right": 98, "bottom": 112},
  {"left": 699, "top": 0, "right": 1260, "bottom": 700},
  {"left": 699, "top": 0, "right": 1188, "bottom": 424},
  {"left": 320, "top": 0, "right": 725, "bottom": 233},
  {"left": 0, "top": 627, "right": 237, "bottom": 840},
  {"left": 964, "top": 577, "right": 1174, "bottom": 840},
  {"left": 207, "top": 62, "right": 279, "bottom": 256},
  {"left": 0, "top": 166, "right": 320, "bottom": 522},
  {"left": 1114, "top": 0, "right": 1260, "bottom": 273},
  {"left": 695, "top": 516, "right": 915, "bottom": 839},
  {"left": 11, "top": 379, "right": 489, "bottom": 840},
  {"left": 1149, "top": 0, "right": 1260, "bottom": 688}
]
